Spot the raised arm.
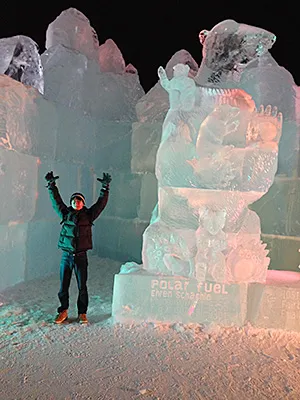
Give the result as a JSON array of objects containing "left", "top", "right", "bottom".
[
  {"left": 45, "top": 171, "right": 68, "bottom": 219},
  {"left": 88, "top": 173, "right": 111, "bottom": 221},
  {"left": 158, "top": 66, "right": 170, "bottom": 91}
]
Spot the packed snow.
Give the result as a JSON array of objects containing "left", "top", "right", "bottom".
[{"left": 1, "top": 256, "right": 300, "bottom": 399}]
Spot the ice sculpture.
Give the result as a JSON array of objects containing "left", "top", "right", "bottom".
[
  {"left": 0, "top": 35, "right": 44, "bottom": 94},
  {"left": 135, "top": 50, "right": 199, "bottom": 126},
  {"left": 158, "top": 63, "right": 196, "bottom": 112},
  {"left": 141, "top": 20, "right": 283, "bottom": 284}
]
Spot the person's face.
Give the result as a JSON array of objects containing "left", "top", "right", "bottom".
[{"left": 71, "top": 197, "right": 84, "bottom": 210}]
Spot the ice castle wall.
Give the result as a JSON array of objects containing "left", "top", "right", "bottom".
[{"left": 0, "top": 44, "right": 145, "bottom": 291}]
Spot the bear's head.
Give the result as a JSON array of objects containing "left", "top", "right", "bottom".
[{"left": 196, "top": 19, "right": 276, "bottom": 86}]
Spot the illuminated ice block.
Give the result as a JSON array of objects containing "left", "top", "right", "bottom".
[
  {"left": 42, "top": 45, "right": 144, "bottom": 121},
  {"left": 0, "top": 223, "right": 28, "bottom": 291},
  {"left": 43, "top": 8, "right": 144, "bottom": 120},
  {"left": 0, "top": 75, "right": 45, "bottom": 155},
  {"left": 45, "top": 8, "right": 99, "bottom": 61},
  {"left": 112, "top": 273, "right": 247, "bottom": 326},
  {"left": 0, "top": 35, "right": 44, "bottom": 94},
  {"left": 113, "top": 270, "right": 300, "bottom": 332},
  {"left": 0, "top": 148, "right": 38, "bottom": 224},
  {"left": 247, "top": 270, "right": 300, "bottom": 332},
  {"left": 98, "top": 39, "right": 126, "bottom": 74}
]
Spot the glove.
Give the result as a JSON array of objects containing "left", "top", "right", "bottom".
[
  {"left": 45, "top": 171, "right": 59, "bottom": 187},
  {"left": 97, "top": 172, "right": 112, "bottom": 190}
]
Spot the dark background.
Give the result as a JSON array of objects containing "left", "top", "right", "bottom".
[{"left": 0, "top": 1, "right": 298, "bottom": 92}]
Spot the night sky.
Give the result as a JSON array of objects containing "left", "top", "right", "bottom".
[{"left": 1, "top": 1, "right": 298, "bottom": 92}]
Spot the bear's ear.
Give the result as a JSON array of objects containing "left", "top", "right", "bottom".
[{"left": 199, "top": 29, "right": 209, "bottom": 45}]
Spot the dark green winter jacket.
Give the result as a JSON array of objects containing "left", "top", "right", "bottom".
[{"left": 48, "top": 184, "right": 109, "bottom": 253}]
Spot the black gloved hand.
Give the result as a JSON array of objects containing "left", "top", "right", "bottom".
[
  {"left": 97, "top": 172, "right": 112, "bottom": 190},
  {"left": 45, "top": 171, "right": 59, "bottom": 187}
]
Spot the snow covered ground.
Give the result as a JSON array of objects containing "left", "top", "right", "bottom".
[{"left": 1, "top": 255, "right": 300, "bottom": 399}]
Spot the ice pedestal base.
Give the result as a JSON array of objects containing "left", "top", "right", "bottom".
[
  {"left": 112, "top": 270, "right": 300, "bottom": 331},
  {"left": 112, "top": 274, "right": 248, "bottom": 326},
  {"left": 247, "top": 270, "right": 300, "bottom": 332}
]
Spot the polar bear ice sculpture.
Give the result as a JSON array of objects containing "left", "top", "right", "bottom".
[{"left": 142, "top": 20, "right": 283, "bottom": 284}]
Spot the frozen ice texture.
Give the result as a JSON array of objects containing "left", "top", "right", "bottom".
[
  {"left": 0, "top": 75, "right": 57, "bottom": 160},
  {"left": 98, "top": 39, "right": 126, "bottom": 74},
  {"left": 240, "top": 51, "right": 299, "bottom": 176},
  {"left": 0, "top": 35, "right": 44, "bottom": 94},
  {"left": 157, "top": 63, "right": 196, "bottom": 112},
  {"left": 41, "top": 45, "right": 144, "bottom": 120},
  {"left": 0, "top": 223, "right": 28, "bottom": 291},
  {"left": 195, "top": 19, "right": 276, "bottom": 87},
  {"left": 0, "top": 75, "right": 39, "bottom": 153},
  {"left": 0, "top": 147, "right": 38, "bottom": 224},
  {"left": 45, "top": 8, "right": 136, "bottom": 76},
  {"left": 164, "top": 49, "right": 199, "bottom": 80},
  {"left": 136, "top": 50, "right": 198, "bottom": 124},
  {"left": 41, "top": 45, "right": 86, "bottom": 109},
  {"left": 141, "top": 21, "right": 283, "bottom": 284},
  {"left": 45, "top": 8, "right": 99, "bottom": 61},
  {"left": 125, "top": 64, "right": 138, "bottom": 74},
  {"left": 112, "top": 273, "right": 247, "bottom": 326}
]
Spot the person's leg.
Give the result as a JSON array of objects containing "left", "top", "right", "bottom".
[
  {"left": 57, "top": 252, "right": 74, "bottom": 313},
  {"left": 74, "top": 252, "right": 88, "bottom": 315}
]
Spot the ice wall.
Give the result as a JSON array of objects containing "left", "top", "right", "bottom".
[{"left": 0, "top": 8, "right": 145, "bottom": 291}]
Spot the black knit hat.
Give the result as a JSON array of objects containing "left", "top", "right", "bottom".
[{"left": 70, "top": 192, "right": 85, "bottom": 205}]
